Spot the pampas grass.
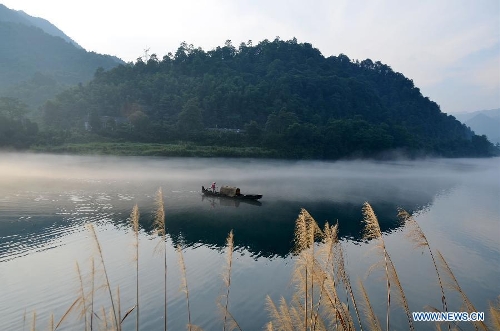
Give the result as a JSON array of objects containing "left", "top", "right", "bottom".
[
  {"left": 48, "top": 313, "right": 54, "bottom": 331},
  {"left": 398, "top": 208, "right": 450, "bottom": 330},
  {"left": 362, "top": 202, "right": 414, "bottom": 331},
  {"left": 87, "top": 223, "right": 120, "bottom": 330},
  {"left": 177, "top": 245, "right": 193, "bottom": 331},
  {"left": 31, "top": 195, "right": 499, "bottom": 331},
  {"left": 153, "top": 187, "right": 168, "bottom": 331},
  {"left": 75, "top": 261, "right": 88, "bottom": 330},
  {"left": 436, "top": 250, "right": 488, "bottom": 331},
  {"left": 90, "top": 257, "right": 95, "bottom": 331},
  {"left": 490, "top": 296, "right": 500, "bottom": 330},
  {"left": 220, "top": 230, "right": 242, "bottom": 331},
  {"left": 30, "top": 311, "right": 36, "bottom": 331},
  {"left": 362, "top": 202, "right": 393, "bottom": 331},
  {"left": 358, "top": 279, "right": 381, "bottom": 331},
  {"left": 130, "top": 204, "right": 140, "bottom": 331}
]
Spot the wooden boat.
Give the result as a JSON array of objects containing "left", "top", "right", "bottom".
[{"left": 202, "top": 185, "right": 262, "bottom": 200}]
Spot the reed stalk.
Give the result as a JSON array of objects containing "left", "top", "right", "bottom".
[
  {"left": 90, "top": 258, "right": 95, "bottom": 331},
  {"left": 101, "top": 307, "right": 108, "bottom": 330},
  {"left": 130, "top": 204, "right": 140, "bottom": 331},
  {"left": 222, "top": 230, "right": 235, "bottom": 331},
  {"left": 177, "top": 245, "right": 192, "bottom": 331},
  {"left": 362, "top": 203, "right": 415, "bottom": 331},
  {"left": 87, "top": 224, "right": 119, "bottom": 330},
  {"left": 398, "top": 209, "right": 450, "bottom": 330},
  {"left": 49, "top": 313, "right": 54, "bottom": 331},
  {"left": 117, "top": 286, "right": 122, "bottom": 331},
  {"left": 76, "top": 261, "right": 88, "bottom": 330},
  {"left": 362, "top": 202, "right": 392, "bottom": 331},
  {"left": 490, "top": 296, "right": 500, "bottom": 330},
  {"left": 293, "top": 208, "right": 322, "bottom": 330},
  {"left": 153, "top": 187, "right": 168, "bottom": 331},
  {"left": 436, "top": 250, "right": 488, "bottom": 331},
  {"left": 312, "top": 222, "right": 337, "bottom": 330},
  {"left": 358, "top": 279, "right": 381, "bottom": 331},
  {"left": 54, "top": 297, "right": 80, "bottom": 330},
  {"left": 335, "top": 240, "right": 361, "bottom": 331},
  {"left": 31, "top": 311, "right": 36, "bottom": 331}
]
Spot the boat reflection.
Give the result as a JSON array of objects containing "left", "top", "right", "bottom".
[{"left": 201, "top": 194, "right": 262, "bottom": 208}]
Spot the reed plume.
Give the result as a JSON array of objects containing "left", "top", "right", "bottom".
[
  {"left": 398, "top": 208, "right": 450, "bottom": 329},
  {"left": 362, "top": 202, "right": 391, "bottom": 331},
  {"left": 315, "top": 221, "right": 355, "bottom": 330},
  {"left": 265, "top": 295, "right": 294, "bottom": 331},
  {"left": 87, "top": 223, "right": 119, "bottom": 330},
  {"left": 130, "top": 204, "right": 140, "bottom": 331},
  {"left": 269, "top": 209, "right": 361, "bottom": 331},
  {"left": 362, "top": 202, "right": 414, "bottom": 331},
  {"left": 153, "top": 187, "right": 168, "bottom": 331},
  {"left": 293, "top": 208, "right": 323, "bottom": 330}
]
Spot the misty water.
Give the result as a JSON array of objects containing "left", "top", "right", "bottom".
[{"left": 0, "top": 153, "right": 498, "bottom": 330}]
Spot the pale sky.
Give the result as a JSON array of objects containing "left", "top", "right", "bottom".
[{"left": 2, "top": 0, "right": 499, "bottom": 114}]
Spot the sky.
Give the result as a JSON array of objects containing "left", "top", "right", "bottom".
[{"left": 2, "top": 0, "right": 499, "bottom": 114}]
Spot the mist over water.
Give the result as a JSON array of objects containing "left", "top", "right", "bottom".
[{"left": 0, "top": 153, "right": 498, "bottom": 330}]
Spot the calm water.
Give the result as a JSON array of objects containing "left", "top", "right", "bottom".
[{"left": 0, "top": 153, "right": 498, "bottom": 330}]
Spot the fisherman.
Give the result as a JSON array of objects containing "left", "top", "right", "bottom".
[{"left": 211, "top": 182, "right": 216, "bottom": 193}]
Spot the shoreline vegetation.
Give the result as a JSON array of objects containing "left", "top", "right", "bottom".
[
  {"left": 23, "top": 190, "right": 499, "bottom": 331},
  {"left": 24, "top": 141, "right": 500, "bottom": 159},
  {"left": 29, "top": 142, "right": 279, "bottom": 158}
]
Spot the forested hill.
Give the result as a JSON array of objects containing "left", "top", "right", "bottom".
[{"left": 39, "top": 38, "right": 494, "bottom": 158}]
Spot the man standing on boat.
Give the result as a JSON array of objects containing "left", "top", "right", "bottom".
[{"left": 211, "top": 182, "right": 216, "bottom": 193}]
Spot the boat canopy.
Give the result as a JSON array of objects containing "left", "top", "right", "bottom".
[{"left": 220, "top": 186, "right": 240, "bottom": 197}]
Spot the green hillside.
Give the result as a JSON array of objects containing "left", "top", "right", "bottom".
[{"left": 34, "top": 38, "right": 495, "bottom": 159}]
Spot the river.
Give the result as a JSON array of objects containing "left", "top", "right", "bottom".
[{"left": 0, "top": 153, "right": 498, "bottom": 330}]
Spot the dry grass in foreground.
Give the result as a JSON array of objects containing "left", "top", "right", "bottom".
[{"left": 25, "top": 195, "right": 499, "bottom": 331}]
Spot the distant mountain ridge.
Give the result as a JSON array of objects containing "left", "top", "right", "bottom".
[
  {"left": 0, "top": 4, "right": 124, "bottom": 109},
  {"left": 0, "top": 4, "right": 82, "bottom": 48},
  {"left": 454, "top": 108, "right": 500, "bottom": 144}
]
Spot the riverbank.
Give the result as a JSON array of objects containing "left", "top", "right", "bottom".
[
  {"left": 16, "top": 140, "right": 500, "bottom": 160},
  {"left": 29, "top": 142, "right": 279, "bottom": 158}
]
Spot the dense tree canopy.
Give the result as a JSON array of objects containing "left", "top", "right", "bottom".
[{"left": 2, "top": 38, "right": 496, "bottom": 158}]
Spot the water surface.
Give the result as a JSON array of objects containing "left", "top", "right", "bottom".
[{"left": 0, "top": 153, "right": 498, "bottom": 330}]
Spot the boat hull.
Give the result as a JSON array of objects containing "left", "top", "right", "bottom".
[{"left": 202, "top": 186, "right": 262, "bottom": 200}]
